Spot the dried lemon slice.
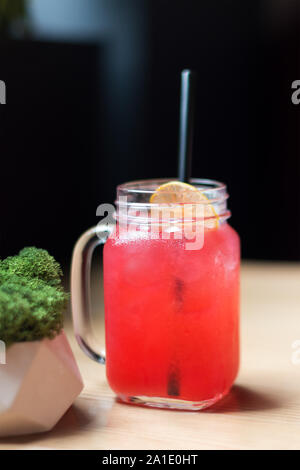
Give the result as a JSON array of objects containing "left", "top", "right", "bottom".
[{"left": 149, "top": 181, "right": 219, "bottom": 228}]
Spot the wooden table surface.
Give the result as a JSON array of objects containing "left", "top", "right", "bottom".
[{"left": 1, "top": 262, "right": 300, "bottom": 450}]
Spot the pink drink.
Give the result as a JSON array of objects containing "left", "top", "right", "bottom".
[{"left": 104, "top": 221, "right": 240, "bottom": 407}]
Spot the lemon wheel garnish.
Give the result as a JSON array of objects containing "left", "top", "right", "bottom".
[{"left": 149, "top": 181, "right": 219, "bottom": 228}]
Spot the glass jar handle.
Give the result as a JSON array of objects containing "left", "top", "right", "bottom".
[{"left": 71, "top": 225, "right": 113, "bottom": 364}]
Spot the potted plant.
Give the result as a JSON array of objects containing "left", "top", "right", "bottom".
[{"left": 0, "top": 247, "right": 83, "bottom": 437}]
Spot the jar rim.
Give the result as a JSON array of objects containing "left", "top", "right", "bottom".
[
  {"left": 114, "top": 178, "right": 230, "bottom": 224},
  {"left": 116, "top": 178, "right": 228, "bottom": 205}
]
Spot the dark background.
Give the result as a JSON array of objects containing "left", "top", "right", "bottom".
[{"left": 0, "top": 0, "right": 300, "bottom": 267}]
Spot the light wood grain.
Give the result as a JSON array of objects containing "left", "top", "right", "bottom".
[{"left": 1, "top": 262, "right": 300, "bottom": 450}]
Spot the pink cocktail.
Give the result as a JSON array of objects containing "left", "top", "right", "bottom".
[
  {"left": 71, "top": 178, "right": 240, "bottom": 410},
  {"left": 103, "top": 179, "right": 240, "bottom": 409}
]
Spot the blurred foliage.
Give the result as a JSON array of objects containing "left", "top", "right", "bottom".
[{"left": 0, "top": 0, "right": 26, "bottom": 36}]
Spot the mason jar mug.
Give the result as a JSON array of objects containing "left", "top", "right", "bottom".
[{"left": 71, "top": 178, "right": 240, "bottom": 410}]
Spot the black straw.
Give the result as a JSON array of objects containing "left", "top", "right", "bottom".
[
  {"left": 167, "top": 70, "right": 197, "bottom": 398},
  {"left": 178, "top": 70, "right": 196, "bottom": 183}
]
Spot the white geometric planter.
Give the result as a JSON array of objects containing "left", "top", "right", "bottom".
[{"left": 0, "top": 331, "right": 84, "bottom": 437}]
